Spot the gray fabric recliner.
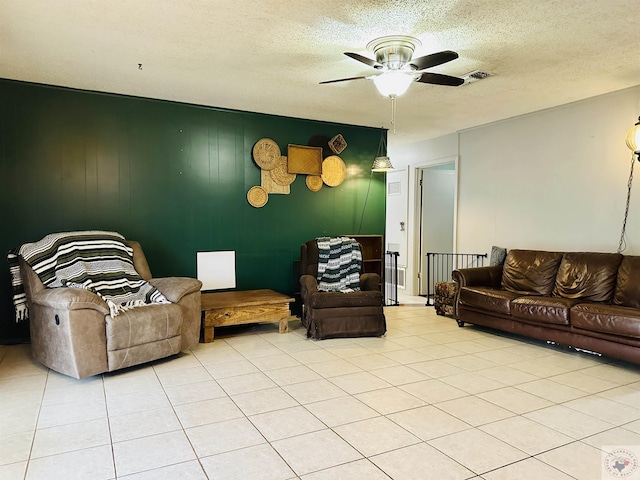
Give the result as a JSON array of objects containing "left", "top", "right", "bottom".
[
  {"left": 19, "top": 241, "right": 202, "bottom": 379},
  {"left": 299, "top": 239, "right": 386, "bottom": 339}
]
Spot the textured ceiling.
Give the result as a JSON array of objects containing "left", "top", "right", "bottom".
[{"left": 1, "top": 0, "right": 639, "bottom": 145}]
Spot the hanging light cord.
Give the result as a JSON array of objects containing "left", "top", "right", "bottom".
[
  {"left": 357, "top": 171, "right": 374, "bottom": 234},
  {"left": 378, "top": 127, "right": 387, "bottom": 156},
  {"left": 360, "top": 127, "right": 387, "bottom": 233},
  {"left": 617, "top": 153, "right": 636, "bottom": 253}
]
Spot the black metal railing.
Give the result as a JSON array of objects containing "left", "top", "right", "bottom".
[
  {"left": 384, "top": 251, "right": 400, "bottom": 306},
  {"left": 425, "top": 252, "right": 487, "bottom": 305}
]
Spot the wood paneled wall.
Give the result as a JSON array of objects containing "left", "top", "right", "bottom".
[{"left": 0, "top": 79, "right": 386, "bottom": 342}]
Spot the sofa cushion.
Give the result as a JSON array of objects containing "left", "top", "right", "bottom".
[
  {"left": 106, "top": 303, "right": 183, "bottom": 351},
  {"left": 510, "top": 296, "right": 579, "bottom": 325},
  {"left": 553, "top": 252, "right": 623, "bottom": 302},
  {"left": 571, "top": 303, "right": 640, "bottom": 339},
  {"left": 458, "top": 287, "right": 520, "bottom": 315},
  {"left": 501, "top": 250, "right": 564, "bottom": 296},
  {"left": 613, "top": 256, "right": 640, "bottom": 309}
]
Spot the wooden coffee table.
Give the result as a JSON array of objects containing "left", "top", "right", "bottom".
[{"left": 201, "top": 289, "right": 295, "bottom": 342}]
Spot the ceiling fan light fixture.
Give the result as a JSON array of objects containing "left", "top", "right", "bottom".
[
  {"left": 373, "top": 71, "right": 414, "bottom": 97},
  {"left": 321, "top": 35, "right": 463, "bottom": 95}
]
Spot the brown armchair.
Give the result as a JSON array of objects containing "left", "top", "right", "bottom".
[{"left": 299, "top": 239, "right": 386, "bottom": 339}]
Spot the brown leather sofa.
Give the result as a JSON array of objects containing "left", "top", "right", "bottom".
[
  {"left": 299, "top": 239, "right": 386, "bottom": 339},
  {"left": 452, "top": 249, "right": 640, "bottom": 364}
]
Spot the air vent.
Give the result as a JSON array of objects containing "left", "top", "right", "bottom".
[
  {"left": 387, "top": 243, "right": 401, "bottom": 252},
  {"left": 461, "top": 70, "right": 491, "bottom": 85}
]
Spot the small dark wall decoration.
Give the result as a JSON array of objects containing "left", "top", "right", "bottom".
[{"left": 0, "top": 79, "right": 386, "bottom": 343}]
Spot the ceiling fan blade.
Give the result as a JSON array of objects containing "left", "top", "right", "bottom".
[
  {"left": 416, "top": 72, "right": 464, "bottom": 87},
  {"left": 410, "top": 50, "right": 459, "bottom": 70},
  {"left": 319, "top": 76, "right": 368, "bottom": 84},
  {"left": 344, "top": 52, "right": 383, "bottom": 69}
]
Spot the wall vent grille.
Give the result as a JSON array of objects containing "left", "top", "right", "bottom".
[{"left": 388, "top": 181, "right": 401, "bottom": 195}]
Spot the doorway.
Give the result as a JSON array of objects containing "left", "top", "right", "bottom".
[{"left": 416, "top": 162, "right": 456, "bottom": 295}]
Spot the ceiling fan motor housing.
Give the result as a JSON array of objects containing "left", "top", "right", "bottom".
[{"left": 367, "top": 35, "right": 421, "bottom": 70}]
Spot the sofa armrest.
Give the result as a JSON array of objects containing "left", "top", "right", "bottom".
[
  {"left": 300, "top": 274, "right": 318, "bottom": 298},
  {"left": 451, "top": 265, "right": 502, "bottom": 320},
  {"left": 31, "top": 288, "right": 110, "bottom": 315},
  {"left": 360, "top": 273, "right": 381, "bottom": 291},
  {"left": 452, "top": 265, "right": 503, "bottom": 289},
  {"left": 149, "top": 277, "right": 202, "bottom": 303}
]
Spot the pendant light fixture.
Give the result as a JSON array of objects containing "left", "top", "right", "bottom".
[
  {"left": 371, "top": 128, "right": 394, "bottom": 172},
  {"left": 626, "top": 116, "right": 640, "bottom": 155}
]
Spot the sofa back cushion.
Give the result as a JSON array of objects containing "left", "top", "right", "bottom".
[
  {"left": 501, "top": 250, "right": 564, "bottom": 295},
  {"left": 613, "top": 256, "right": 640, "bottom": 308},
  {"left": 301, "top": 240, "right": 320, "bottom": 278},
  {"left": 553, "top": 252, "right": 623, "bottom": 302}
]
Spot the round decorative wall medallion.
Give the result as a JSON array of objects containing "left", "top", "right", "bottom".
[
  {"left": 270, "top": 156, "right": 296, "bottom": 186},
  {"left": 252, "top": 138, "right": 280, "bottom": 171},
  {"left": 321, "top": 155, "right": 346, "bottom": 187},
  {"left": 306, "top": 175, "right": 323, "bottom": 191},
  {"left": 247, "top": 185, "right": 268, "bottom": 208}
]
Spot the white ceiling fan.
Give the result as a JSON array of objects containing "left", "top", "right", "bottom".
[
  {"left": 321, "top": 35, "right": 463, "bottom": 133},
  {"left": 320, "top": 35, "right": 464, "bottom": 97}
]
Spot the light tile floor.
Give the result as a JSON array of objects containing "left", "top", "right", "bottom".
[{"left": 1, "top": 306, "right": 640, "bottom": 479}]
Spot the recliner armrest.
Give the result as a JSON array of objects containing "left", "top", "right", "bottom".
[
  {"left": 30, "top": 288, "right": 110, "bottom": 314},
  {"left": 300, "top": 274, "right": 318, "bottom": 298},
  {"left": 452, "top": 265, "right": 503, "bottom": 288},
  {"left": 360, "top": 273, "right": 380, "bottom": 291},
  {"left": 149, "top": 277, "right": 202, "bottom": 303}
]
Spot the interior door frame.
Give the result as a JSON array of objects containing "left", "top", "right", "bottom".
[{"left": 410, "top": 156, "right": 459, "bottom": 296}]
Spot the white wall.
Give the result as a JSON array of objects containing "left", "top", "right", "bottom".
[
  {"left": 386, "top": 86, "right": 640, "bottom": 295},
  {"left": 457, "top": 86, "right": 640, "bottom": 256},
  {"left": 390, "top": 133, "right": 459, "bottom": 167}
]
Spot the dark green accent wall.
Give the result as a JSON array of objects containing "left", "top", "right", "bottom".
[{"left": 0, "top": 79, "right": 386, "bottom": 343}]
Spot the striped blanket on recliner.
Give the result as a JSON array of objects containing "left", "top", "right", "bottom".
[
  {"left": 316, "top": 236, "right": 362, "bottom": 293},
  {"left": 8, "top": 230, "right": 169, "bottom": 321}
]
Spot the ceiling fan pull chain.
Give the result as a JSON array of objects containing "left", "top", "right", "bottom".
[{"left": 390, "top": 94, "right": 397, "bottom": 135}]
